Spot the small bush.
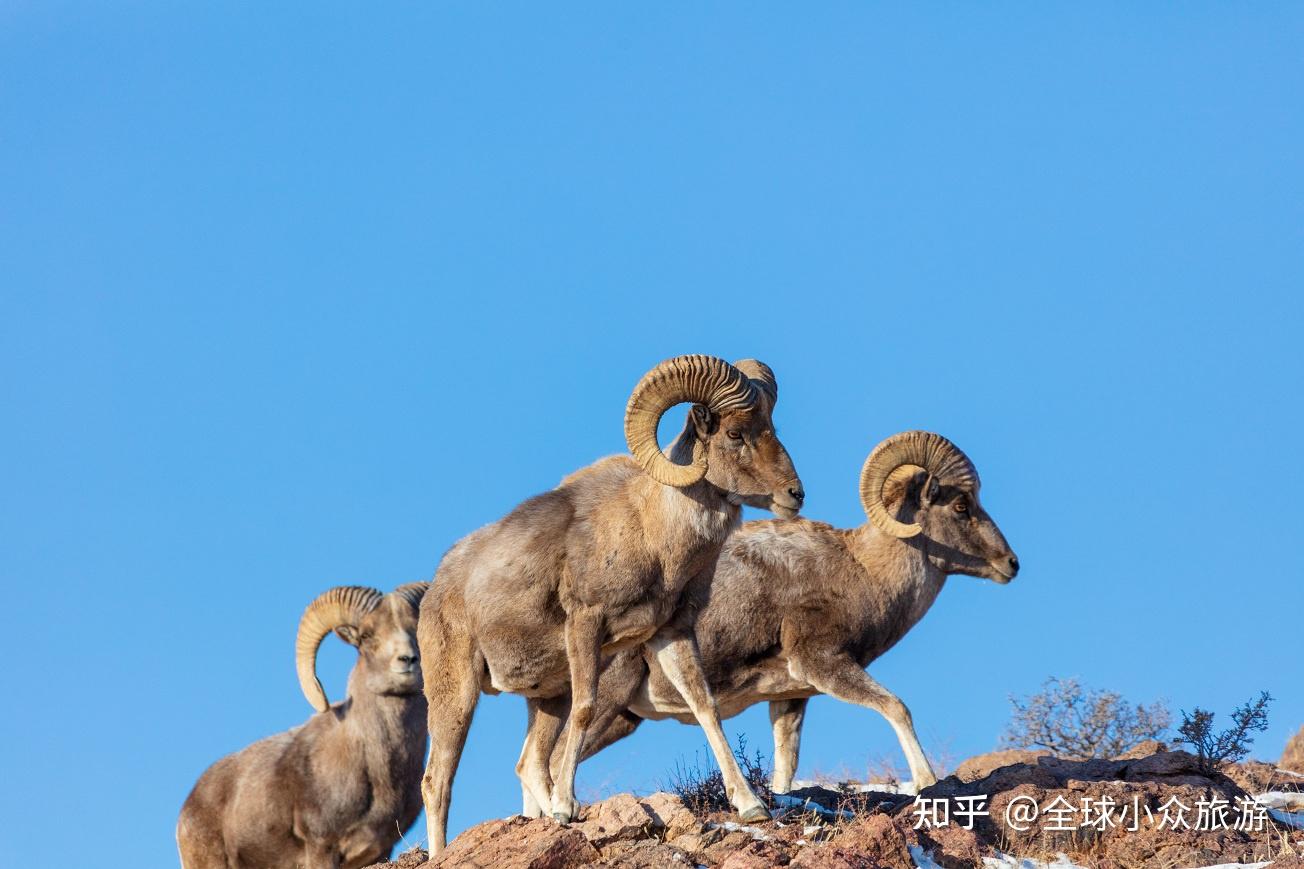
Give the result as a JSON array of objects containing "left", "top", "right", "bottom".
[
  {"left": 664, "top": 734, "right": 773, "bottom": 817},
  {"left": 1002, "top": 677, "right": 1171, "bottom": 759},
  {"left": 1177, "top": 691, "right": 1273, "bottom": 774}
]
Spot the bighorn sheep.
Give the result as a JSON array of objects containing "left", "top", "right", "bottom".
[
  {"left": 178, "top": 583, "right": 430, "bottom": 869},
  {"left": 525, "top": 431, "right": 1018, "bottom": 798},
  {"left": 419, "top": 355, "right": 804, "bottom": 852}
]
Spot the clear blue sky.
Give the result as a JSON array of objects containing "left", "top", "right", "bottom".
[{"left": 3, "top": 4, "right": 1301, "bottom": 866}]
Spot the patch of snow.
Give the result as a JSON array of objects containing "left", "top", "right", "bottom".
[
  {"left": 1255, "top": 791, "right": 1304, "bottom": 811},
  {"left": 709, "top": 820, "right": 772, "bottom": 841},
  {"left": 908, "top": 845, "right": 946, "bottom": 869},
  {"left": 791, "top": 778, "right": 914, "bottom": 795},
  {"left": 771, "top": 792, "right": 857, "bottom": 819},
  {"left": 981, "top": 851, "right": 1085, "bottom": 868}
]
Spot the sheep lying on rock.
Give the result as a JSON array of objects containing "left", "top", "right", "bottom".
[{"left": 178, "top": 583, "right": 429, "bottom": 869}]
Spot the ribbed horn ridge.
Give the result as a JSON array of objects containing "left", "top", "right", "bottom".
[
  {"left": 623, "top": 355, "right": 757, "bottom": 487},
  {"left": 294, "top": 585, "right": 384, "bottom": 713},
  {"left": 733, "top": 359, "right": 778, "bottom": 407},
  {"left": 858, "top": 431, "right": 979, "bottom": 539},
  {"left": 391, "top": 581, "right": 431, "bottom": 613}
]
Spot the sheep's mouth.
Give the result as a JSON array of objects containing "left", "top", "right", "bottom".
[
  {"left": 771, "top": 503, "right": 800, "bottom": 520},
  {"left": 740, "top": 492, "right": 801, "bottom": 518},
  {"left": 766, "top": 490, "right": 803, "bottom": 519},
  {"left": 989, "top": 563, "right": 1016, "bottom": 583}
]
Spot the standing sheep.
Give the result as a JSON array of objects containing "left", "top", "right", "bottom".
[
  {"left": 177, "top": 583, "right": 430, "bottom": 869},
  {"left": 524, "top": 431, "right": 1019, "bottom": 799},
  {"left": 419, "top": 355, "right": 804, "bottom": 852}
]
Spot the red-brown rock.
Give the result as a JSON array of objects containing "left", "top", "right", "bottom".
[
  {"left": 954, "top": 749, "right": 1049, "bottom": 783},
  {"left": 827, "top": 814, "right": 917, "bottom": 869},
  {"left": 592, "top": 839, "right": 696, "bottom": 867},
  {"left": 1284, "top": 726, "right": 1304, "bottom": 774},
  {"left": 917, "top": 823, "right": 985, "bottom": 869},
  {"left": 638, "top": 792, "right": 703, "bottom": 840},
  {"left": 1114, "top": 739, "right": 1168, "bottom": 760},
  {"left": 358, "top": 745, "right": 1304, "bottom": 869},
  {"left": 420, "top": 816, "right": 598, "bottom": 869},
  {"left": 717, "top": 840, "right": 792, "bottom": 868},
  {"left": 789, "top": 846, "right": 890, "bottom": 868},
  {"left": 573, "top": 794, "right": 662, "bottom": 847}
]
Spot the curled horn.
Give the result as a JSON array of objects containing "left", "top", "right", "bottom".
[
  {"left": 295, "top": 585, "right": 384, "bottom": 713},
  {"left": 391, "top": 581, "right": 431, "bottom": 613},
  {"left": 733, "top": 359, "right": 778, "bottom": 407},
  {"left": 623, "top": 355, "right": 757, "bottom": 487},
  {"left": 858, "top": 431, "right": 979, "bottom": 539}
]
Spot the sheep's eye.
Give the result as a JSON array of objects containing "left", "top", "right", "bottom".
[
  {"left": 359, "top": 631, "right": 374, "bottom": 643},
  {"left": 726, "top": 430, "right": 743, "bottom": 440},
  {"left": 953, "top": 499, "right": 968, "bottom": 513}
]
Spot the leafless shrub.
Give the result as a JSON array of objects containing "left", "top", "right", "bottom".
[
  {"left": 1178, "top": 691, "right": 1273, "bottom": 774},
  {"left": 664, "top": 735, "right": 773, "bottom": 817},
  {"left": 1001, "top": 677, "right": 1171, "bottom": 759}
]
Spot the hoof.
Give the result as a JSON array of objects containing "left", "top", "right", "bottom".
[
  {"left": 552, "top": 811, "right": 572, "bottom": 824},
  {"left": 739, "top": 805, "right": 770, "bottom": 823}
]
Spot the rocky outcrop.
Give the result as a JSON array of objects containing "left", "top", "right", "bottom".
[
  {"left": 1284, "top": 727, "right": 1304, "bottom": 775},
  {"left": 416, "top": 815, "right": 600, "bottom": 868},
  {"left": 366, "top": 749, "right": 1304, "bottom": 868},
  {"left": 953, "top": 749, "right": 1049, "bottom": 782},
  {"left": 920, "top": 749, "right": 1290, "bottom": 868},
  {"left": 1114, "top": 739, "right": 1169, "bottom": 760}
]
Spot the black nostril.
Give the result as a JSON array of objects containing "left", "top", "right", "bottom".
[
  {"left": 1008, "top": 556, "right": 1020, "bottom": 573},
  {"left": 398, "top": 655, "right": 416, "bottom": 664},
  {"left": 788, "top": 487, "right": 805, "bottom": 503}
]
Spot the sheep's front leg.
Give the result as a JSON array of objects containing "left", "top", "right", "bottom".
[
  {"left": 550, "top": 605, "right": 604, "bottom": 824},
  {"left": 769, "top": 698, "right": 808, "bottom": 794},
  {"left": 517, "top": 696, "right": 567, "bottom": 818},
  {"left": 798, "top": 655, "right": 937, "bottom": 792},
  {"left": 647, "top": 631, "right": 769, "bottom": 822}
]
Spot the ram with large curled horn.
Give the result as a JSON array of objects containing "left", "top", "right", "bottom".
[
  {"left": 178, "top": 582, "right": 430, "bottom": 869},
  {"left": 417, "top": 354, "right": 804, "bottom": 853},
  {"left": 518, "top": 430, "right": 1019, "bottom": 808}
]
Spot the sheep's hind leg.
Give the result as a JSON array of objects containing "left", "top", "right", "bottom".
[
  {"left": 568, "top": 649, "right": 648, "bottom": 767},
  {"left": 544, "top": 708, "right": 644, "bottom": 796},
  {"left": 550, "top": 605, "right": 604, "bottom": 824},
  {"left": 420, "top": 620, "right": 484, "bottom": 853},
  {"left": 800, "top": 656, "right": 937, "bottom": 792},
  {"left": 576, "top": 710, "right": 643, "bottom": 765},
  {"left": 517, "top": 696, "right": 567, "bottom": 817},
  {"left": 648, "top": 632, "right": 769, "bottom": 822},
  {"left": 769, "top": 698, "right": 808, "bottom": 794}
]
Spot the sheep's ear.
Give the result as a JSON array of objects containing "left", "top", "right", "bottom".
[
  {"left": 689, "top": 404, "right": 718, "bottom": 439},
  {"left": 918, "top": 473, "right": 941, "bottom": 506},
  {"left": 334, "top": 624, "right": 361, "bottom": 647}
]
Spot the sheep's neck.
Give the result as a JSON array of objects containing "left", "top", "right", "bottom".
[
  {"left": 339, "top": 673, "right": 428, "bottom": 766},
  {"left": 847, "top": 525, "right": 947, "bottom": 647},
  {"left": 657, "top": 430, "right": 741, "bottom": 543}
]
